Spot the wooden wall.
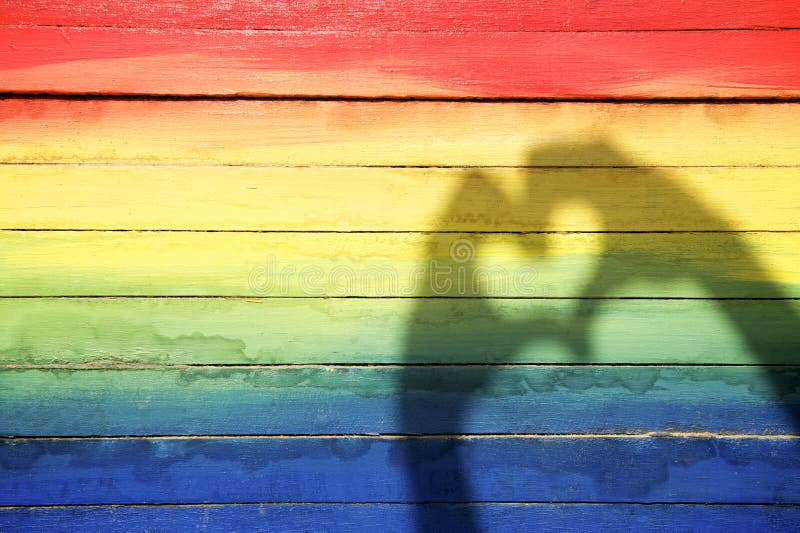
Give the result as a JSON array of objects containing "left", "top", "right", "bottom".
[{"left": 2, "top": 1, "right": 800, "bottom": 530}]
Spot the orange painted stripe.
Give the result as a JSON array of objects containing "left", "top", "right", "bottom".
[{"left": 2, "top": 99, "right": 799, "bottom": 166}]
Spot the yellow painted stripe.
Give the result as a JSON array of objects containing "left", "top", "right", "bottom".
[
  {"left": 1, "top": 231, "right": 798, "bottom": 297},
  {"left": 1, "top": 165, "right": 799, "bottom": 231},
  {"left": 1, "top": 100, "right": 799, "bottom": 166}
]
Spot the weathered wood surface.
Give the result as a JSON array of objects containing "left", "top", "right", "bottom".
[
  {"left": 2, "top": 231, "right": 798, "bottom": 296},
  {"left": 3, "top": 28, "right": 800, "bottom": 97},
  {"left": 5, "top": 0, "right": 798, "bottom": 30},
  {"left": 3, "top": 100, "right": 800, "bottom": 166},
  {"left": 3, "top": 436, "right": 799, "bottom": 504},
  {"left": 3, "top": 165, "right": 799, "bottom": 231},
  {"left": 3, "top": 503, "right": 800, "bottom": 532},
  {"left": 2, "top": 298, "right": 799, "bottom": 365},
  {"left": 2, "top": 367, "right": 798, "bottom": 436},
  {"left": 3, "top": 0, "right": 798, "bottom": 522}
]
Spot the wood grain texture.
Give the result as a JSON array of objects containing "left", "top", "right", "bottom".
[
  {"left": 3, "top": 503, "right": 800, "bottom": 532},
  {"left": 3, "top": 436, "right": 799, "bottom": 504},
  {"left": 3, "top": 0, "right": 799, "bottom": 522},
  {"left": 2, "top": 231, "right": 798, "bottom": 297},
  {"left": 3, "top": 100, "right": 800, "bottom": 166},
  {"left": 3, "top": 298, "right": 799, "bottom": 365},
  {"left": 3, "top": 165, "right": 799, "bottom": 231},
  {"left": 2, "top": 367, "right": 797, "bottom": 436},
  {"left": 3, "top": 27, "right": 800, "bottom": 98},
  {"left": 4, "top": 0, "right": 799, "bottom": 30}
]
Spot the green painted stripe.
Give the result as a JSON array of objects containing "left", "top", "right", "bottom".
[{"left": 2, "top": 298, "right": 798, "bottom": 364}]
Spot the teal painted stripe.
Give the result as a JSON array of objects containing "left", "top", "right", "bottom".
[
  {"left": 2, "top": 437, "right": 799, "bottom": 504},
  {"left": 1, "top": 366, "right": 798, "bottom": 436},
  {"left": 3, "top": 504, "right": 799, "bottom": 532},
  {"left": 2, "top": 298, "right": 799, "bottom": 364}
]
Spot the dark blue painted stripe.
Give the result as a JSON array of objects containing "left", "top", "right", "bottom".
[
  {"left": 2, "top": 503, "right": 800, "bottom": 532},
  {"left": 2, "top": 436, "right": 799, "bottom": 505},
  {"left": 2, "top": 366, "right": 798, "bottom": 436}
]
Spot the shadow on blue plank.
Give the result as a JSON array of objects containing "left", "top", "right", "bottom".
[
  {"left": 399, "top": 141, "right": 800, "bottom": 531},
  {"left": 1, "top": 436, "right": 799, "bottom": 505},
  {"left": 1, "top": 503, "right": 799, "bottom": 532}
]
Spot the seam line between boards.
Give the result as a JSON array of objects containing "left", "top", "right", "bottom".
[
  {"left": 4, "top": 363, "right": 799, "bottom": 369},
  {"left": 1, "top": 296, "right": 798, "bottom": 300},
  {"left": 6, "top": 24, "right": 800, "bottom": 33},
  {"left": 3, "top": 432, "right": 799, "bottom": 441},
  {"left": 3, "top": 229, "right": 800, "bottom": 234},
  {"left": 3, "top": 93, "right": 800, "bottom": 103},
  {"left": 3, "top": 163, "right": 800, "bottom": 169},
  {"left": 2, "top": 501, "right": 798, "bottom": 509}
]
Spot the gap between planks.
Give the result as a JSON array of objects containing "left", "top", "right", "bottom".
[
  {"left": 4, "top": 433, "right": 800, "bottom": 441},
  {"left": 4, "top": 162, "right": 800, "bottom": 169},
  {"left": 2, "top": 93, "right": 800, "bottom": 103},
  {"left": 6, "top": 24, "right": 800, "bottom": 33},
  {"left": 4, "top": 229, "right": 800, "bottom": 234},
  {"left": 1, "top": 296, "right": 798, "bottom": 300},
  {"left": 2, "top": 502, "right": 800, "bottom": 509},
  {"left": 6, "top": 500, "right": 800, "bottom": 512},
  {"left": 4, "top": 363, "right": 800, "bottom": 369}
]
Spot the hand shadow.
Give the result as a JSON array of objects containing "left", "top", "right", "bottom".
[{"left": 398, "top": 140, "right": 800, "bottom": 532}]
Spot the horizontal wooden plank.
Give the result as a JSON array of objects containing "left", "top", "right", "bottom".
[
  {"left": 2, "top": 28, "right": 800, "bottom": 98},
  {"left": 2, "top": 367, "right": 797, "bottom": 436},
  {"left": 4, "top": 0, "right": 799, "bottom": 31},
  {"left": 5, "top": 27, "right": 800, "bottom": 99},
  {"left": 3, "top": 298, "right": 799, "bottom": 365},
  {"left": 3, "top": 100, "right": 800, "bottom": 166},
  {"left": 3, "top": 503, "right": 800, "bottom": 532},
  {"left": 3, "top": 165, "right": 799, "bottom": 232},
  {"left": 2, "top": 436, "right": 799, "bottom": 504},
  {"left": 2, "top": 231, "right": 799, "bottom": 297}
]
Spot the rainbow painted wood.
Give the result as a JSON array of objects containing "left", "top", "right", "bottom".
[{"left": 1, "top": 2, "right": 799, "bottom": 531}]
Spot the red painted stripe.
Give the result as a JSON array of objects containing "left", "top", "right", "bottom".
[
  {"left": 2, "top": 0, "right": 799, "bottom": 31},
  {"left": 2, "top": 27, "right": 799, "bottom": 98}
]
